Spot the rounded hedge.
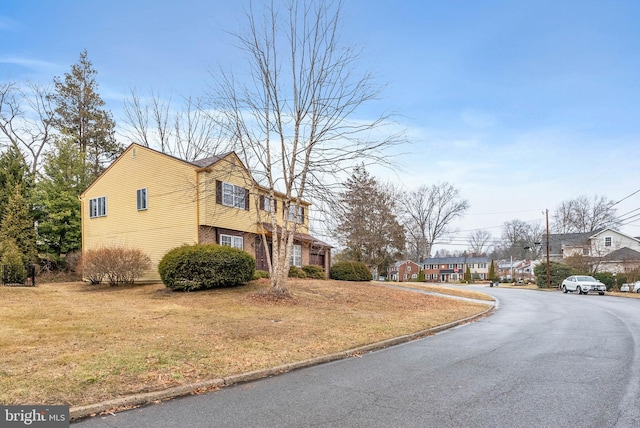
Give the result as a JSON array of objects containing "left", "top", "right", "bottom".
[
  {"left": 330, "top": 261, "right": 372, "bottom": 281},
  {"left": 302, "top": 265, "right": 325, "bottom": 279},
  {"left": 288, "top": 266, "right": 307, "bottom": 278},
  {"left": 158, "top": 244, "right": 255, "bottom": 291}
]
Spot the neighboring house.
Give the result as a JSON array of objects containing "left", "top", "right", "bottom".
[
  {"left": 387, "top": 260, "right": 420, "bottom": 282},
  {"left": 79, "top": 143, "right": 331, "bottom": 282},
  {"left": 548, "top": 228, "right": 640, "bottom": 273},
  {"left": 420, "top": 256, "right": 491, "bottom": 282},
  {"left": 597, "top": 247, "right": 640, "bottom": 274}
]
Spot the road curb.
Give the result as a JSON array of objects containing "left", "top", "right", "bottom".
[{"left": 70, "top": 305, "right": 494, "bottom": 421}]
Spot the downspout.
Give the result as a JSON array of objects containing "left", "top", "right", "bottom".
[
  {"left": 78, "top": 194, "right": 85, "bottom": 280},
  {"left": 195, "top": 170, "right": 201, "bottom": 243}
]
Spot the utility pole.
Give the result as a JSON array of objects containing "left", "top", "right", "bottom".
[{"left": 546, "top": 208, "right": 551, "bottom": 288}]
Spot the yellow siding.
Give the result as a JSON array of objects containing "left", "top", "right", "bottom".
[
  {"left": 199, "top": 159, "right": 259, "bottom": 233},
  {"left": 198, "top": 154, "right": 310, "bottom": 235},
  {"left": 81, "top": 144, "right": 318, "bottom": 283},
  {"left": 80, "top": 145, "right": 198, "bottom": 282}
]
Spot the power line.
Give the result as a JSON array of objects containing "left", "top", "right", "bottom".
[{"left": 612, "top": 188, "right": 640, "bottom": 207}]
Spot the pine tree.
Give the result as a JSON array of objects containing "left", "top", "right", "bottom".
[
  {"left": 0, "top": 146, "right": 30, "bottom": 220},
  {"left": 489, "top": 260, "right": 496, "bottom": 281},
  {"left": 34, "top": 138, "right": 89, "bottom": 257},
  {"left": 49, "top": 50, "right": 122, "bottom": 179},
  {"left": 0, "top": 184, "right": 37, "bottom": 263},
  {"left": 464, "top": 265, "right": 472, "bottom": 283},
  {"left": 334, "top": 166, "right": 405, "bottom": 276}
]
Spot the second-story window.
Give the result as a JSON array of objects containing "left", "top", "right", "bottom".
[
  {"left": 260, "top": 195, "right": 277, "bottom": 213},
  {"left": 137, "top": 188, "right": 147, "bottom": 211},
  {"left": 216, "top": 180, "right": 249, "bottom": 210},
  {"left": 89, "top": 196, "right": 107, "bottom": 218},
  {"left": 287, "top": 205, "right": 304, "bottom": 224},
  {"left": 604, "top": 236, "right": 612, "bottom": 247}
]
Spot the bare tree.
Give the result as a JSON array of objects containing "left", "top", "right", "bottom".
[
  {"left": 468, "top": 229, "right": 492, "bottom": 256},
  {"left": 552, "top": 195, "right": 620, "bottom": 233},
  {"left": 0, "top": 81, "right": 55, "bottom": 177},
  {"left": 208, "top": 0, "right": 400, "bottom": 295},
  {"left": 121, "top": 89, "right": 229, "bottom": 161},
  {"left": 498, "top": 219, "right": 544, "bottom": 260},
  {"left": 400, "top": 182, "right": 469, "bottom": 260}
]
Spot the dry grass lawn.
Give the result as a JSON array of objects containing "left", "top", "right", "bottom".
[{"left": 0, "top": 279, "right": 491, "bottom": 407}]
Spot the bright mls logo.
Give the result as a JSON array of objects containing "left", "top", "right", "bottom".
[{"left": 1, "top": 406, "right": 68, "bottom": 427}]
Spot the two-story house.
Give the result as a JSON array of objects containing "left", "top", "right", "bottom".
[
  {"left": 420, "top": 256, "right": 492, "bottom": 282},
  {"left": 548, "top": 228, "right": 640, "bottom": 273},
  {"left": 79, "top": 143, "right": 331, "bottom": 282},
  {"left": 387, "top": 260, "right": 420, "bottom": 282}
]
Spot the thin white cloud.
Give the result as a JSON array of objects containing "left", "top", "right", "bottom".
[{"left": 0, "top": 56, "right": 58, "bottom": 71}]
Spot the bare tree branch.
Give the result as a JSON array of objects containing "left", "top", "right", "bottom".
[{"left": 208, "top": 0, "right": 403, "bottom": 294}]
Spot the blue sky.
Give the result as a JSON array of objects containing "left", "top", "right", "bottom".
[{"left": 2, "top": 0, "right": 640, "bottom": 250}]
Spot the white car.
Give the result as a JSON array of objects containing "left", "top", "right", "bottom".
[
  {"left": 561, "top": 275, "right": 606, "bottom": 295},
  {"left": 621, "top": 281, "right": 640, "bottom": 293}
]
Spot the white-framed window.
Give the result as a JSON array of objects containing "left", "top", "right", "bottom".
[
  {"left": 290, "top": 244, "right": 302, "bottom": 267},
  {"left": 264, "top": 197, "right": 273, "bottom": 212},
  {"left": 479, "top": 263, "right": 486, "bottom": 269},
  {"left": 287, "top": 205, "right": 304, "bottom": 224},
  {"left": 412, "top": 273, "right": 417, "bottom": 279},
  {"left": 137, "top": 188, "right": 147, "bottom": 211},
  {"left": 407, "top": 265, "right": 412, "bottom": 272},
  {"left": 89, "top": 196, "right": 107, "bottom": 218},
  {"left": 220, "top": 234, "right": 243, "bottom": 249},
  {"left": 448, "top": 264, "right": 454, "bottom": 269},
  {"left": 468, "top": 263, "right": 474, "bottom": 269},
  {"left": 222, "top": 182, "right": 246, "bottom": 209},
  {"left": 604, "top": 236, "right": 612, "bottom": 247}
]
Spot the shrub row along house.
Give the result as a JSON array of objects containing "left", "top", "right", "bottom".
[
  {"left": 386, "top": 257, "right": 493, "bottom": 282},
  {"left": 79, "top": 143, "right": 331, "bottom": 282}
]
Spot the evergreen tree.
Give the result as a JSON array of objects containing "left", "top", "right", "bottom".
[
  {"left": 464, "top": 265, "right": 471, "bottom": 283},
  {"left": 34, "top": 138, "right": 90, "bottom": 258},
  {"left": 49, "top": 50, "right": 122, "bottom": 179},
  {"left": 0, "top": 184, "right": 37, "bottom": 263},
  {"left": 0, "top": 146, "right": 30, "bottom": 219},
  {"left": 488, "top": 260, "right": 496, "bottom": 281},
  {"left": 333, "top": 166, "right": 405, "bottom": 276}
]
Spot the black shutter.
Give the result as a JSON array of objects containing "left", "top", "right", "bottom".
[
  {"left": 216, "top": 180, "right": 222, "bottom": 205},
  {"left": 259, "top": 195, "right": 265, "bottom": 211},
  {"left": 244, "top": 188, "right": 250, "bottom": 210}
]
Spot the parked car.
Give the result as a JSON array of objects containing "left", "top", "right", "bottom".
[
  {"left": 621, "top": 281, "right": 640, "bottom": 293},
  {"left": 560, "top": 275, "right": 606, "bottom": 295}
]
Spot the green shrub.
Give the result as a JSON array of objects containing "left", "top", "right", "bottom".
[
  {"left": 330, "top": 261, "right": 372, "bottom": 281},
  {"left": 302, "top": 265, "right": 325, "bottom": 279},
  {"left": 253, "top": 270, "right": 270, "bottom": 280},
  {"left": 288, "top": 265, "right": 307, "bottom": 278},
  {"left": 593, "top": 272, "right": 626, "bottom": 291},
  {"left": 158, "top": 244, "right": 255, "bottom": 291},
  {"left": 533, "top": 261, "right": 574, "bottom": 288},
  {"left": 1, "top": 239, "right": 28, "bottom": 284}
]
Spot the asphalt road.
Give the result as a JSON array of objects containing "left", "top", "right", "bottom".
[{"left": 73, "top": 287, "right": 640, "bottom": 427}]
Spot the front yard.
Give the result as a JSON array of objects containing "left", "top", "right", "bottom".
[{"left": 0, "top": 279, "right": 490, "bottom": 407}]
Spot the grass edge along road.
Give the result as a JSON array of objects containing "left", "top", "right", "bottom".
[{"left": 0, "top": 279, "right": 492, "bottom": 410}]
